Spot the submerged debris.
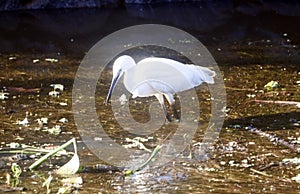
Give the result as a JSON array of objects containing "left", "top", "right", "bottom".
[
  {"left": 29, "top": 138, "right": 79, "bottom": 172},
  {"left": 59, "top": 176, "right": 83, "bottom": 192},
  {"left": 8, "top": 142, "right": 21, "bottom": 148},
  {"left": 8, "top": 56, "right": 16, "bottom": 60},
  {"left": 119, "top": 94, "right": 128, "bottom": 105},
  {"left": 0, "top": 91, "right": 9, "bottom": 100},
  {"left": 253, "top": 99, "right": 300, "bottom": 107},
  {"left": 282, "top": 157, "right": 300, "bottom": 165},
  {"left": 45, "top": 58, "right": 58, "bottom": 63},
  {"left": 46, "top": 125, "right": 61, "bottom": 135},
  {"left": 48, "top": 90, "right": 61, "bottom": 97},
  {"left": 6, "top": 87, "right": 40, "bottom": 93},
  {"left": 264, "top": 80, "right": 280, "bottom": 90},
  {"left": 37, "top": 117, "right": 48, "bottom": 127},
  {"left": 50, "top": 84, "right": 64, "bottom": 91},
  {"left": 42, "top": 175, "right": 53, "bottom": 193},
  {"left": 292, "top": 174, "right": 300, "bottom": 183},
  {"left": 59, "top": 118, "right": 68, "bottom": 123},
  {"left": 59, "top": 102, "right": 67, "bottom": 106},
  {"left": 123, "top": 137, "right": 154, "bottom": 152},
  {"left": 246, "top": 126, "right": 300, "bottom": 153},
  {"left": 17, "top": 117, "right": 29, "bottom": 126},
  {"left": 49, "top": 84, "right": 64, "bottom": 97},
  {"left": 32, "top": 59, "right": 40, "bottom": 63}
]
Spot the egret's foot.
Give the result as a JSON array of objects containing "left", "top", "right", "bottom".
[
  {"left": 165, "top": 113, "right": 172, "bottom": 122},
  {"left": 173, "top": 117, "right": 180, "bottom": 123},
  {"left": 172, "top": 105, "right": 180, "bottom": 121}
]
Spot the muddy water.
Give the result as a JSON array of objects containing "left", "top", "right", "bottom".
[{"left": 0, "top": 4, "right": 300, "bottom": 194}]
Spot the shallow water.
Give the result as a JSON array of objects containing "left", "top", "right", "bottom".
[{"left": 0, "top": 3, "right": 300, "bottom": 193}]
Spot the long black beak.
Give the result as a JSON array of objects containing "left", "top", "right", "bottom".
[{"left": 105, "top": 71, "right": 122, "bottom": 105}]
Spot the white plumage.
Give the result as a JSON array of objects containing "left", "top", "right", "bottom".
[{"left": 106, "top": 55, "right": 216, "bottom": 121}]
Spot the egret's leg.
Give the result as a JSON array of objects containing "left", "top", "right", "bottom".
[
  {"left": 154, "top": 94, "right": 171, "bottom": 122},
  {"left": 164, "top": 93, "right": 180, "bottom": 120}
]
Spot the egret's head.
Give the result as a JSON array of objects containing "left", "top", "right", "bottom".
[
  {"left": 112, "top": 55, "right": 136, "bottom": 75},
  {"left": 106, "top": 55, "right": 136, "bottom": 104}
]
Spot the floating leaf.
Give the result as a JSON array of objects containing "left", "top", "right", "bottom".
[
  {"left": 264, "top": 80, "right": 279, "bottom": 90},
  {"left": 57, "top": 139, "right": 80, "bottom": 175},
  {"left": 56, "top": 153, "right": 80, "bottom": 175},
  {"left": 29, "top": 138, "right": 77, "bottom": 171}
]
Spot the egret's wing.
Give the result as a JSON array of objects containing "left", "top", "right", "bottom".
[
  {"left": 124, "top": 60, "right": 188, "bottom": 94},
  {"left": 138, "top": 57, "right": 216, "bottom": 86},
  {"left": 124, "top": 57, "right": 215, "bottom": 96}
]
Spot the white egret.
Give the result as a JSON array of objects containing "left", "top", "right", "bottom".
[{"left": 106, "top": 55, "right": 216, "bottom": 121}]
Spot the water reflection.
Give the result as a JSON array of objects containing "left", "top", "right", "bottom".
[{"left": 0, "top": 2, "right": 299, "bottom": 58}]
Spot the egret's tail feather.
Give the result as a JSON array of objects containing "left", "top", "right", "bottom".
[
  {"left": 187, "top": 65, "right": 216, "bottom": 85},
  {"left": 197, "top": 66, "right": 216, "bottom": 84}
]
